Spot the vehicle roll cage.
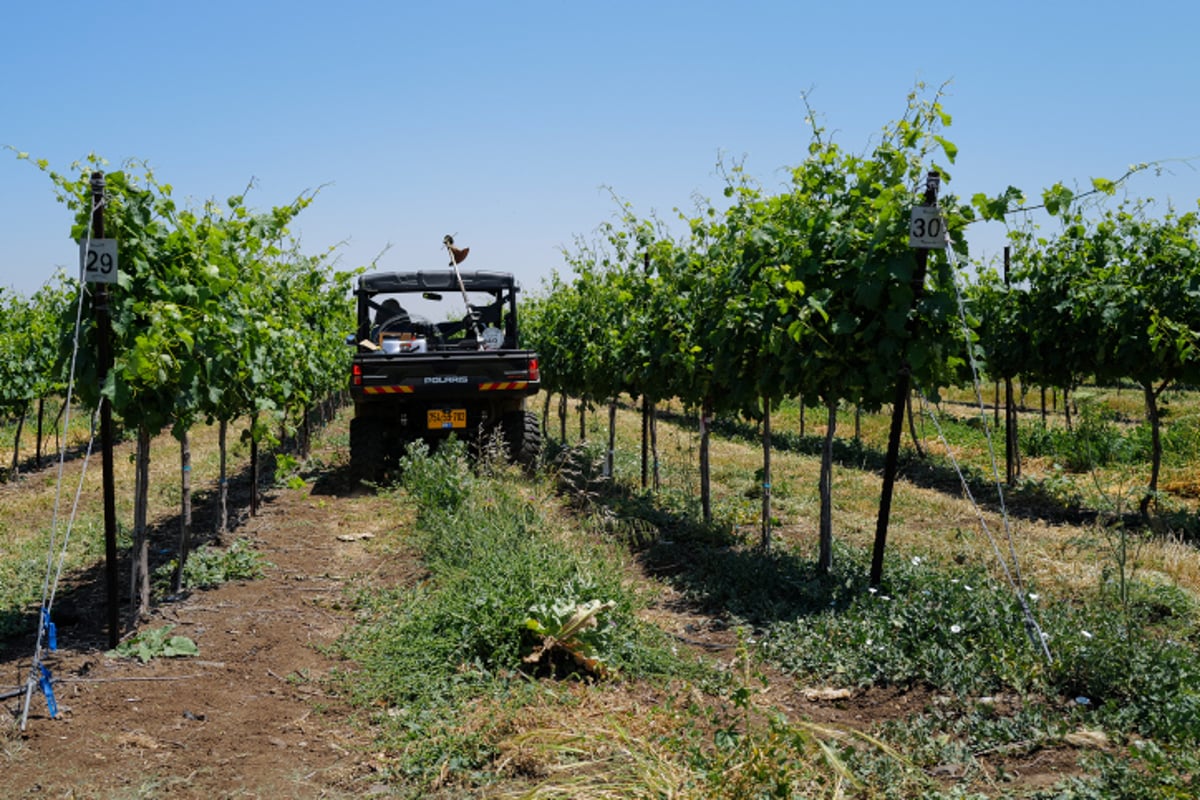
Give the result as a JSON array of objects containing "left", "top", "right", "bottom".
[{"left": 354, "top": 270, "right": 522, "bottom": 349}]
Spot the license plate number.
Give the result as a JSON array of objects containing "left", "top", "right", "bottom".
[{"left": 427, "top": 409, "right": 467, "bottom": 430}]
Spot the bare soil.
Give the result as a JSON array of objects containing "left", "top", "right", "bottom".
[{"left": 0, "top": 446, "right": 416, "bottom": 798}]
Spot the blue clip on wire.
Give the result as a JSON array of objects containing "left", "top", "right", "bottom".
[
  {"left": 38, "top": 664, "right": 58, "bottom": 719},
  {"left": 42, "top": 607, "right": 57, "bottom": 651}
]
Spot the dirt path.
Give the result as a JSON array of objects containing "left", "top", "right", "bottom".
[{"left": 1, "top": 474, "right": 407, "bottom": 799}]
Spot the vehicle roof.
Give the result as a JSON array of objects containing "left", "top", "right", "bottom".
[{"left": 358, "top": 270, "right": 517, "bottom": 294}]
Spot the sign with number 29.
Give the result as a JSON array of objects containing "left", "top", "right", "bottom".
[{"left": 79, "top": 239, "right": 118, "bottom": 284}]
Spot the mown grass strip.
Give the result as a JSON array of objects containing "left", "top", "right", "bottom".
[{"left": 332, "top": 439, "right": 685, "bottom": 788}]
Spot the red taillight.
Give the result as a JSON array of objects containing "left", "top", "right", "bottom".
[
  {"left": 352, "top": 363, "right": 363, "bottom": 386},
  {"left": 527, "top": 357, "right": 539, "bottom": 382}
]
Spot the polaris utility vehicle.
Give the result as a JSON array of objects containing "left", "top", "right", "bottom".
[{"left": 347, "top": 266, "right": 541, "bottom": 482}]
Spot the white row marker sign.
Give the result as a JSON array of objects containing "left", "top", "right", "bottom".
[
  {"left": 80, "top": 239, "right": 118, "bottom": 284},
  {"left": 908, "top": 206, "right": 947, "bottom": 249}
]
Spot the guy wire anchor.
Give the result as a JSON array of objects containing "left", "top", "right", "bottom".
[{"left": 17, "top": 607, "right": 61, "bottom": 730}]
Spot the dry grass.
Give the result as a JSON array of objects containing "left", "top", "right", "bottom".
[
  {"left": 478, "top": 679, "right": 888, "bottom": 800},
  {"left": 0, "top": 405, "right": 361, "bottom": 643},
  {"left": 550, "top": 392, "right": 1200, "bottom": 601},
  {"left": 489, "top": 686, "right": 698, "bottom": 800},
  {"left": 2, "top": 414, "right": 254, "bottom": 552}
]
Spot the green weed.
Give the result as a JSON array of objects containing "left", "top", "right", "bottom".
[
  {"left": 273, "top": 452, "right": 308, "bottom": 489},
  {"left": 757, "top": 548, "right": 1200, "bottom": 748},
  {"left": 396, "top": 436, "right": 474, "bottom": 512},
  {"left": 761, "top": 556, "right": 1045, "bottom": 695},
  {"left": 152, "top": 538, "right": 268, "bottom": 595},
  {"left": 108, "top": 624, "right": 198, "bottom": 663},
  {"left": 0, "top": 518, "right": 107, "bottom": 640},
  {"left": 1035, "top": 747, "right": 1200, "bottom": 799}
]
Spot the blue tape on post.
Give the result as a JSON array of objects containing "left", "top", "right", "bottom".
[
  {"left": 42, "top": 607, "right": 57, "bottom": 651},
  {"left": 38, "top": 664, "right": 58, "bottom": 719}
]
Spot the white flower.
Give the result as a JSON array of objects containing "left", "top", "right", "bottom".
[
  {"left": 964, "top": 585, "right": 973, "bottom": 592},
  {"left": 1081, "top": 630, "right": 1093, "bottom": 639},
  {"left": 950, "top": 624, "right": 962, "bottom": 634},
  {"left": 1028, "top": 593, "right": 1040, "bottom": 601},
  {"left": 865, "top": 639, "right": 873, "bottom": 646},
  {"left": 868, "top": 587, "right": 877, "bottom": 594},
  {"left": 911, "top": 556, "right": 922, "bottom": 566}
]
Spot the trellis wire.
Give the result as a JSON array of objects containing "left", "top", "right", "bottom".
[
  {"left": 915, "top": 231, "right": 1052, "bottom": 663},
  {"left": 18, "top": 190, "right": 104, "bottom": 730}
]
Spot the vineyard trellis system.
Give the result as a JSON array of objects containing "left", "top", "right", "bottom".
[
  {"left": 3, "top": 87, "right": 1199, "bottom": 727},
  {"left": 523, "top": 86, "right": 1200, "bottom": 613},
  {"left": 4, "top": 152, "right": 356, "bottom": 727}
]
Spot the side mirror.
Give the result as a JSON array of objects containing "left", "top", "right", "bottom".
[{"left": 345, "top": 334, "right": 357, "bottom": 346}]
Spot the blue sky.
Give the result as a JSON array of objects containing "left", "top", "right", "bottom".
[{"left": 3, "top": 1, "right": 1197, "bottom": 299}]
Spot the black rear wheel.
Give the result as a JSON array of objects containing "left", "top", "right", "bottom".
[
  {"left": 501, "top": 410, "right": 542, "bottom": 471},
  {"left": 349, "top": 417, "right": 387, "bottom": 484}
]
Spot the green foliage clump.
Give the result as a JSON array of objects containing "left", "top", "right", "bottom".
[
  {"left": 762, "top": 558, "right": 1042, "bottom": 695},
  {"left": 272, "top": 453, "right": 308, "bottom": 489},
  {"left": 396, "top": 437, "right": 474, "bottom": 512},
  {"left": 1048, "top": 586, "right": 1200, "bottom": 745},
  {"left": 524, "top": 594, "right": 617, "bottom": 678},
  {"left": 0, "top": 274, "right": 73, "bottom": 461},
  {"left": 1148, "top": 412, "right": 1200, "bottom": 468},
  {"left": 759, "top": 551, "right": 1200, "bottom": 751},
  {"left": 108, "top": 625, "right": 198, "bottom": 663},
  {"left": 1020, "top": 402, "right": 1136, "bottom": 472},
  {"left": 1037, "top": 748, "right": 1200, "bottom": 799},
  {"left": 153, "top": 538, "right": 268, "bottom": 594}
]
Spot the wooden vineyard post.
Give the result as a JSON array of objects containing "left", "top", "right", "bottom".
[
  {"left": 761, "top": 400, "right": 772, "bottom": 549},
  {"left": 641, "top": 396, "right": 649, "bottom": 489},
  {"left": 870, "top": 172, "right": 942, "bottom": 588},
  {"left": 1004, "top": 246, "right": 1019, "bottom": 483},
  {"left": 172, "top": 431, "right": 193, "bottom": 594},
  {"left": 250, "top": 414, "right": 260, "bottom": 517},
  {"left": 605, "top": 399, "right": 616, "bottom": 478},
  {"left": 700, "top": 396, "right": 712, "bottom": 524},
  {"left": 35, "top": 398, "right": 44, "bottom": 468},
  {"left": 640, "top": 251, "right": 651, "bottom": 490},
  {"left": 87, "top": 171, "right": 122, "bottom": 648}
]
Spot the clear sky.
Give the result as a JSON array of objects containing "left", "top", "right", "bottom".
[{"left": 3, "top": 0, "right": 1197, "bottom": 299}]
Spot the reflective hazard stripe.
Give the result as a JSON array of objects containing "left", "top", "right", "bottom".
[
  {"left": 363, "top": 385, "right": 415, "bottom": 394},
  {"left": 479, "top": 381, "right": 529, "bottom": 391}
]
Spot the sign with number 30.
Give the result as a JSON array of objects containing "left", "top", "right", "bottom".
[{"left": 908, "top": 207, "right": 947, "bottom": 249}]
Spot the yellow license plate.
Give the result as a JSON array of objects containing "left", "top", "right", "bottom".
[{"left": 427, "top": 409, "right": 467, "bottom": 430}]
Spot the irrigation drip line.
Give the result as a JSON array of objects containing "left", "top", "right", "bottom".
[
  {"left": 14, "top": 192, "right": 103, "bottom": 731},
  {"left": 918, "top": 230, "right": 1052, "bottom": 663}
]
